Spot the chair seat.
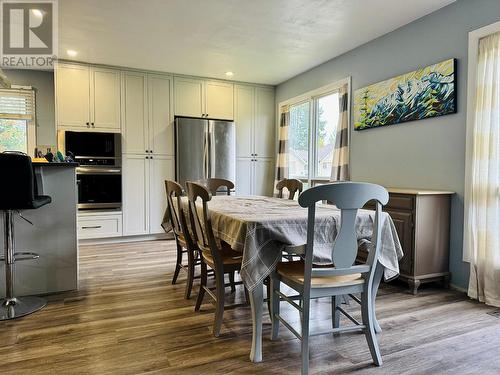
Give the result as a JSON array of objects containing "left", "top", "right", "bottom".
[
  {"left": 1, "top": 195, "right": 52, "bottom": 210},
  {"left": 277, "top": 261, "right": 363, "bottom": 288},
  {"left": 202, "top": 243, "right": 242, "bottom": 267}
]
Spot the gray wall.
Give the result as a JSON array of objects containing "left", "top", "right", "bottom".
[
  {"left": 4, "top": 69, "right": 55, "bottom": 147},
  {"left": 276, "top": 0, "right": 500, "bottom": 290}
]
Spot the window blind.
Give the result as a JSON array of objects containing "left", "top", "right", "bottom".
[{"left": 0, "top": 88, "right": 35, "bottom": 121}]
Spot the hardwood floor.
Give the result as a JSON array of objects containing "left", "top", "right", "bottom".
[{"left": 1, "top": 240, "right": 500, "bottom": 374}]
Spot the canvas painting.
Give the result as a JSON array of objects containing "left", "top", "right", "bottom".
[{"left": 354, "top": 58, "right": 456, "bottom": 130}]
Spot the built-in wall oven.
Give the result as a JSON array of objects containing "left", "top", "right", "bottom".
[{"left": 60, "top": 131, "right": 122, "bottom": 210}]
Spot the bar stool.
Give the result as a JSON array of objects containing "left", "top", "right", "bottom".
[{"left": 0, "top": 152, "right": 51, "bottom": 320}]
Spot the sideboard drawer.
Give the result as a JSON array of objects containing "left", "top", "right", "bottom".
[{"left": 385, "top": 194, "right": 414, "bottom": 211}]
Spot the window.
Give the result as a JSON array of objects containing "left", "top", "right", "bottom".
[
  {"left": 0, "top": 88, "right": 36, "bottom": 154},
  {"left": 315, "top": 92, "right": 339, "bottom": 178},
  {"left": 289, "top": 101, "right": 310, "bottom": 179},
  {"left": 287, "top": 87, "right": 343, "bottom": 183}
]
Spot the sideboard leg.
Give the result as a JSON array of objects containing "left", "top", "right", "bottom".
[{"left": 408, "top": 279, "right": 421, "bottom": 295}]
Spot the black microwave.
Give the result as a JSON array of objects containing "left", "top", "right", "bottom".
[{"left": 60, "top": 131, "right": 121, "bottom": 166}]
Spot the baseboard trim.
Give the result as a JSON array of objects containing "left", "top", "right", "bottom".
[
  {"left": 449, "top": 283, "right": 468, "bottom": 294},
  {"left": 79, "top": 232, "right": 174, "bottom": 246}
]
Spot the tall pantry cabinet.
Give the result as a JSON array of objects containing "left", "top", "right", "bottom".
[
  {"left": 121, "top": 72, "right": 174, "bottom": 236},
  {"left": 234, "top": 85, "right": 275, "bottom": 196}
]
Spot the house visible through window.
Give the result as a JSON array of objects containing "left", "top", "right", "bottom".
[
  {"left": 0, "top": 88, "right": 36, "bottom": 154},
  {"left": 288, "top": 91, "right": 340, "bottom": 183}
]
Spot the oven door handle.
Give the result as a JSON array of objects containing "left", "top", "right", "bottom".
[{"left": 76, "top": 167, "right": 122, "bottom": 174}]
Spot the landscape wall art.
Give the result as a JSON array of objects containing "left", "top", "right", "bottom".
[{"left": 354, "top": 58, "right": 456, "bottom": 130}]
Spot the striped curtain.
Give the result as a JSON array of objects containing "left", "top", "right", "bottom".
[
  {"left": 330, "top": 84, "right": 350, "bottom": 181},
  {"left": 274, "top": 105, "right": 290, "bottom": 196},
  {"left": 466, "top": 32, "right": 500, "bottom": 307}
]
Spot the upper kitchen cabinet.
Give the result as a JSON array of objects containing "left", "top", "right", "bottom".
[
  {"left": 91, "top": 67, "right": 121, "bottom": 130},
  {"left": 254, "top": 87, "right": 275, "bottom": 158},
  {"left": 234, "top": 85, "right": 275, "bottom": 159},
  {"left": 55, "top": 63, "right": 90, "bottom": 129},
  {"left": 174, "top": 76, "right": 233, "bottom": 120},
  {"left": 122, "top": 71, "right": 148, "bottom": 154},
  {"left": 205, "top": 81, "right": 234, "bottom": 120},
  {"left": 148, "top": 74, "right": 173, "bottom": 155},
  {"left": 122, "top": 72, "right": 173, "bottom": 156},
  {"left": 174, "top": 77, "right": 204, "bottom": 118},
  {"left": 56, "top": 62, "right": 121, "bottom": 132}
]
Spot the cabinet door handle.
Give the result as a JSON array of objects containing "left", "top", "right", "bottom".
[
  {"left": 86, "top": 122, "right": 90, "bottom": 128},
  {"left": 91, "top": 123, "right": 95, "bottom": 128},
  {"left": 82, "top": 225, "right": 102, "bottom": 229}
]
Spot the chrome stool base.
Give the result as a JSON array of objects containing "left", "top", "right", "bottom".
[{"left": 0, "top": 296, "right": 46, "bottom": 320}]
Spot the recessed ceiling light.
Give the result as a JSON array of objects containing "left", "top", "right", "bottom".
[
  {"left": 225, "top": 71, "right": 234, "bottom": 77},
  {"left": 31, "top": 9, "right": 43, "bottom": 18},
  {"left": 67, "top": 50, "right": 78, "bottom": 57}
]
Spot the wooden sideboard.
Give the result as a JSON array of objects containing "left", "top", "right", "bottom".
[{"left": 364, "top": 188, "right": 454, "bottom": 294}]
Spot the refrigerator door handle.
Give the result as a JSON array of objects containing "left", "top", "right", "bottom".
[
  {"left": 203, "top": 124, "right": 209, "bottom": 179},
  {"left": 209, "top": 122, "right": 216, "bottom": 179}
]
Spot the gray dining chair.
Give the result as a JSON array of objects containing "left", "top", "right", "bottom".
[
  {"left": 276, "top": 178, "right": 303, "bottom": 200},
  {"left": 186, "top": 181, "right": 247, "bottom": 337},
  {"left": 269, "top": 182, "right": 389, "bottom": 375},
  {"left": 206, "top": 178, "right": 234, "bottom": 196},
  {"left": 165, "top": 180, "right": 201, "bottom": 299}
]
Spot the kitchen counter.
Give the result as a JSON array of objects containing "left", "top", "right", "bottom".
[{"left": 0, "top": 163, "right": 79, "bottom": 297}]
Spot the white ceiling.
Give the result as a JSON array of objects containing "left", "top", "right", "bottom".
[{"left": 58, "top": 0, "right": 455, "bottom": 85}]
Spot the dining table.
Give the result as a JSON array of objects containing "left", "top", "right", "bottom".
[{"left": 182, "top": 195, "right": 403, "bottom": 363}]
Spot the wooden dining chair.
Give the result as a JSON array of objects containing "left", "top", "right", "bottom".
[
  {"left": 206, "top": 178, "right": 234, "bottom": 196},
  {"left": 186, "top": 181, "right": 247, "bottom": 337},
  {"left": 269, "top": 182, "right": 389, "bottom": 375},
  {"left": 165, "top": 180, "right": 200, "bottom": 299},
  {"left": 276, "top": 178, "right": 303, "bottom": 200}
]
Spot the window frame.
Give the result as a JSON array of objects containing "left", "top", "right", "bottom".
[
  {"left": 279, "top": 77, "right": 351, "bottom": 186},
  {"left": 0, "top": 86, "right": 36, "bottom": 155}
]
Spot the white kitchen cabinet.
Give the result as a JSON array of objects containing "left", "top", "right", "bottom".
[
  {"left": 234, "top": 85, "right": 275, "bottom": 197},
  {"left": 55, "top": 63, "right": 90, "bottom": 129},
  {"left": 254, "top": 158, "right": 274, "bottom": 196},
  {"left": 122, "top": 155, "right": 150, "bottom": 235},
  {"left": 122, "top": 154, "right": 174, "bottom": 236},
  {"left": 91, "top": 67, "right": 121, "bottom": 130},
  {"left": 174, "top": 77, "right": 204, "bottom": 118},
  {"left": 236, "top": 158, "right": 253, "bottom": 196},
  {"left": 254, "top": 87, "right": 276, "bottom": 158},
  {"left": 122, "top": 73, "right": 173, "bottom": 155},
  {"left": 56, "top": 62, "right": 121, "bottom": 131},
  {"left": 236, "top": 157, "right": 274, "bottom": 196},
  {"left": 149, "top": 74, "right": 174, "bottom": 155},
  {"left": 149, "top": 155, "right": 174, "bottom": 234},
  {"left": 205, "top": 80, "right": 234, "bottom": 120},
  {"left": 234, "top": 85, "right": 275, "bottom": 158},
  {"left": 235, "top": 85, "right": 254, "bottom": 158},
  {"left": 122, "top": 72, "right": 148, "bottom": 154},
  {"left": 174, "top": 76, "right": 233, "bottom": 120}
]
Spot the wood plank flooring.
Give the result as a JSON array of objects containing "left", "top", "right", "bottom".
[{"left": 1, "top": 240, "right": 500, "bottom": 374}]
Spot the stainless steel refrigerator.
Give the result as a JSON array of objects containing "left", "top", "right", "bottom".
[{"left": 175, "top": 117, "right": 236, "bottom": 189}]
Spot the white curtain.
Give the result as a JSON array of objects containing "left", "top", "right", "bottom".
[
  {"left": 330, "top": 84, "right": 350, "bottom": 181},
  {"left": 466, "top": 32, "right": 500, "bottom": 307}
]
